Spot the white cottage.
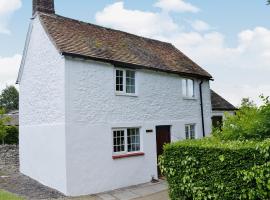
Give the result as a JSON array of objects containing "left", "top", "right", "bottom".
[{"left": 17, "top": 0, "right": 213, "bottom": 196}]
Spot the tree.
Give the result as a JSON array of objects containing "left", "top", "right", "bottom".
[
  {"left": 0, "top": 109, "right": 10, "bottom": 144},
  {"left": 268, "top": 0, "right": 270, "bottom": 5},
  {"left": 0, "top": 86, "right": 19, "bottom": 113}
]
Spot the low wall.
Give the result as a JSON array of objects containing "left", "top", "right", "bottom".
[{"left": 0, "top": 145, "right": 19, "bottom": 173}]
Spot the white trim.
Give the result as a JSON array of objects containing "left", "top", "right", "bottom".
[
  {"left": 182, "top": 78, "right": 195, "bottom": 99},
  {"left": 114, "top": 68, "right": 138, "bottom": 96},
  {"left": 16, "top": 19, "right": 34, "bottom": 84},
  {"left": 185, "top": 124, "right": 196, "bottom": 139},
  {"left": 112, "top": 127, "right": 142, "bottom": 156}
]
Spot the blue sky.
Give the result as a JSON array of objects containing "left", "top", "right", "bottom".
[{"left": 0, "top": 0, "right": 270, "bottom": 105}]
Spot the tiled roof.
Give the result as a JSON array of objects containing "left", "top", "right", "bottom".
[
  {"left": 38, "top": 13, "right": 212, "bottom": 79},
  {"left": 211, "top": 90, "right": 237, "bottom": 111}
]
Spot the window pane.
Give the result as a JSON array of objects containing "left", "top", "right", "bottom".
[
  {"left": 185, "top": 125, "right": 195, "bottom": 140},
  {"left": 182, "top": 79, "right": 187, "bottom": 97},
  {"left": 190, "top": 125, "right": 195, "bottom": 139},
  {"left": 127, "top": 128, "right": 140, "bottom": 152},
  {"left": 188, "top": 79, "right": 194, "bottom": 97},
  {"left": 126, "top": 70, "right": 136, "bottom": 94},
  {"left": 185, "top": 125, "right": 189, "bottom": 139},
  {"left": 113, "top": 130, "right": 125, "bottom": 153},
  {"left": 116, "top": 70, "right": 124, "bottom": 92}
]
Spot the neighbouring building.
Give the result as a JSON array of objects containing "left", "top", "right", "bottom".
[
  {"left": 17, "top": 0, "right": 213, "bottom": 196},
  {"left": 211, "top": 90, "right": 237, "bottom": 128},
  {"left": 4, "top": 110, "right": 19, "bottom": 127}
]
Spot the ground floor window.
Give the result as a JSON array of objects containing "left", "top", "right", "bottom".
[
  {"left": 113, "top": 128, "right": 140, "bottom": 154},
  {"left": 185, "top": 124, "right": 196, "bottom": 139}
]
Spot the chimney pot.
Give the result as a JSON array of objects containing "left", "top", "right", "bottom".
[{"left": 33, "top": 0, "right": 55, "bottom": 16}]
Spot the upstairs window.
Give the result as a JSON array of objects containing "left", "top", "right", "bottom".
[
  {"left": 182, "top": 78, "right": 195, "bottom": 98},
  {"left": 185, "top": 124, "right": 196, "bottom": 139},
  {"left": 115, "top": 69, "right": 136, "bottom": 95}
]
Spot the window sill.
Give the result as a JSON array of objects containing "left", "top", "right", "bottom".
[
  {"left": 115, "top": 93, "right": 138, "bottom": 97},
  {"left": 183, "top": 97, "right": 197, "bottom": 100},
  {"left": 112, "top": 152, "right": 145, "bottom": 160}
]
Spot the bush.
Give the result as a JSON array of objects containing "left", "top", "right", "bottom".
[
  {"left": 5, "top": 126, "right": 19, "bottom": 144},
  {"left": 214, "top": 96, "right": 270, "bottom": 141},
  {"left": 159, "top": 138, "right": 270, "bottom": 200}
]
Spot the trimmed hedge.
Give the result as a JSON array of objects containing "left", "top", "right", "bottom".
[{"left": 159, "top": 138, "right": 270, "bottom": 200}]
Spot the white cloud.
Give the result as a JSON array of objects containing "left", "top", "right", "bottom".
[
  {"left": 154, "top": 0, "right": 199, "bottom": 13},
  {"left": 0, "top": 0, "right": 22, "bottom": 34},
  {"left": 0, "top": 54, "right": 21, "bottom": 91},
  {"left": 95, "top": 1, "right": 270, "bottom": 106},
  {"left": 191, "top": 20, "right": 211, "bottom": 32},
  {"left": 96, "top": 2, "right": 178, "bottom": 38}
]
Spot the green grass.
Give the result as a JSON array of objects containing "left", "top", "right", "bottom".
[{"left": 0, "top": 190, "right": 24, "bottom": 200}]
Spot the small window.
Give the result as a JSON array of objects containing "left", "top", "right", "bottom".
[
  {"left": 113, "top": 128, "right": 141, "bottom": 154},
  {"left": 185, "top": 124, "right": 196, "bottom": 139},
  {"left": 182, "top": 78, "right": 194, "bottom": 98},
  {"left": 126, "top": 71, "right": 136, "bottom": 94},
  {"left": 115, "top": 69, "right": 136, "bottom": 95},
  {"left": 113, "top": 130, "right": 125, "bottom": 153},
  {"left": 116, "top": 70, "right": 124, "bottom": 92}
]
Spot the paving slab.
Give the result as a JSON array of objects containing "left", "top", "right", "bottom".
[
  {"left": 110, "top": 190, "right": 140, "bottom": 200},
  {"left": 97, "top": 193, "right": 117, "bottom": 200}
]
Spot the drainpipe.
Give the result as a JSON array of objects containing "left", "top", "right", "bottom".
[{"left": 199, "top": 81, "right": 206, "bottom": 137}]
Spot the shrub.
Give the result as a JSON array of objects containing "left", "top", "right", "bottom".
[
  {"left": 159, "top": 138, "right": 270, "bottom": 200},
  {"left": 0, "top": 109, "right": 9, "bottom": 144},
  {"left": 5, "top": 126, "right": 19, "bottom": 145},
  {"left": 214, "top": 96, "right": 270, "bottom": 141}
]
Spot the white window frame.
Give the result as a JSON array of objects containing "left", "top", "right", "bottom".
[
  {"left": 112, "top": 127, "right": 141, "bottom": 155},
  {"left": 182, "top": 78, "right": 195, "bottom": 99},
  {"left": 185, "top": 124, "right": 196, "bottom": 139},
  {"left": 115, "top": 68, "right": 137, "bottom": 96}
]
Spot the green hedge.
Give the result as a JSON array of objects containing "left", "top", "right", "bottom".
[{"left": 159, "top": 138, "right": 270, "bottom": 200}]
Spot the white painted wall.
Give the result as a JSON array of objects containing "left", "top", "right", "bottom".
[
  {"left": 65, "top": 58, "right": 212, "bottom": 196},
  {"left": 19, "top": 16, "right": 67, "bottom": 194}
]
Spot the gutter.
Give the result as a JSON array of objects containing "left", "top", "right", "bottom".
[{"left": 199, "top": 81, "right": 206, "bottom": 137}]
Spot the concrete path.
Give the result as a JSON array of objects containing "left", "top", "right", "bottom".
[
  {"left": 95, "top": 180, "right": 168, "bottom": 200},
  {"left": 62, "top": 180, "right": 169, "bottom": 200}
]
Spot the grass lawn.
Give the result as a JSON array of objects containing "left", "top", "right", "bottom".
[{"left": 0, "top": 190, "right": 24, "bottom": 200}]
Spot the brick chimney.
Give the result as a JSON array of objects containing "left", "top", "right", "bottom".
[{"left": 33, "top": 0, "right": 55, "bottom": 16}]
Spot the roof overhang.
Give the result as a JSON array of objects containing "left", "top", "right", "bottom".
[{"left": 62, "top": 52, "right": 214, "bottom": 81}]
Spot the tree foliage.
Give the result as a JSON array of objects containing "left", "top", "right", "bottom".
[
  {"left": 213, "top": 96, "right": 270, "bottom": 141},
  {"left": 0, "top": 109, "right": 10, "bottom": 144},
  {"left": 0, "top": 86, "right": 19, "bottom": 113}
]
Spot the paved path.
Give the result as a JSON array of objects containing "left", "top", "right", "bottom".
[
  {"left": 54, "top": 181, "right": 168, "bottom": 200},
  {"left": 94, "top": 180, "right": 168, "bottom": 200}
]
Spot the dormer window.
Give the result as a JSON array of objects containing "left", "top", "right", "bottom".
[
  {"left": 115, "top": 69, "right": 136, "bottom": 95},
  {"left": 182, "top": 78, "right": 195, "bottom": 98}
]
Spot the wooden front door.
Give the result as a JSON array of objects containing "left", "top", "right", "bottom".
[{"left": 156, "top": 126, "right": 171, "bottom": 177}]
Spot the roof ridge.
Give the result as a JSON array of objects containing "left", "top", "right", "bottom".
[{"left": 39, "top": 12, "right": 173, "bottom": 46}]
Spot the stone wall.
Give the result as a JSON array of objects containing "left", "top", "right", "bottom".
[{"left": 0, "top": 145, "right": 19, "bottom": 173}]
